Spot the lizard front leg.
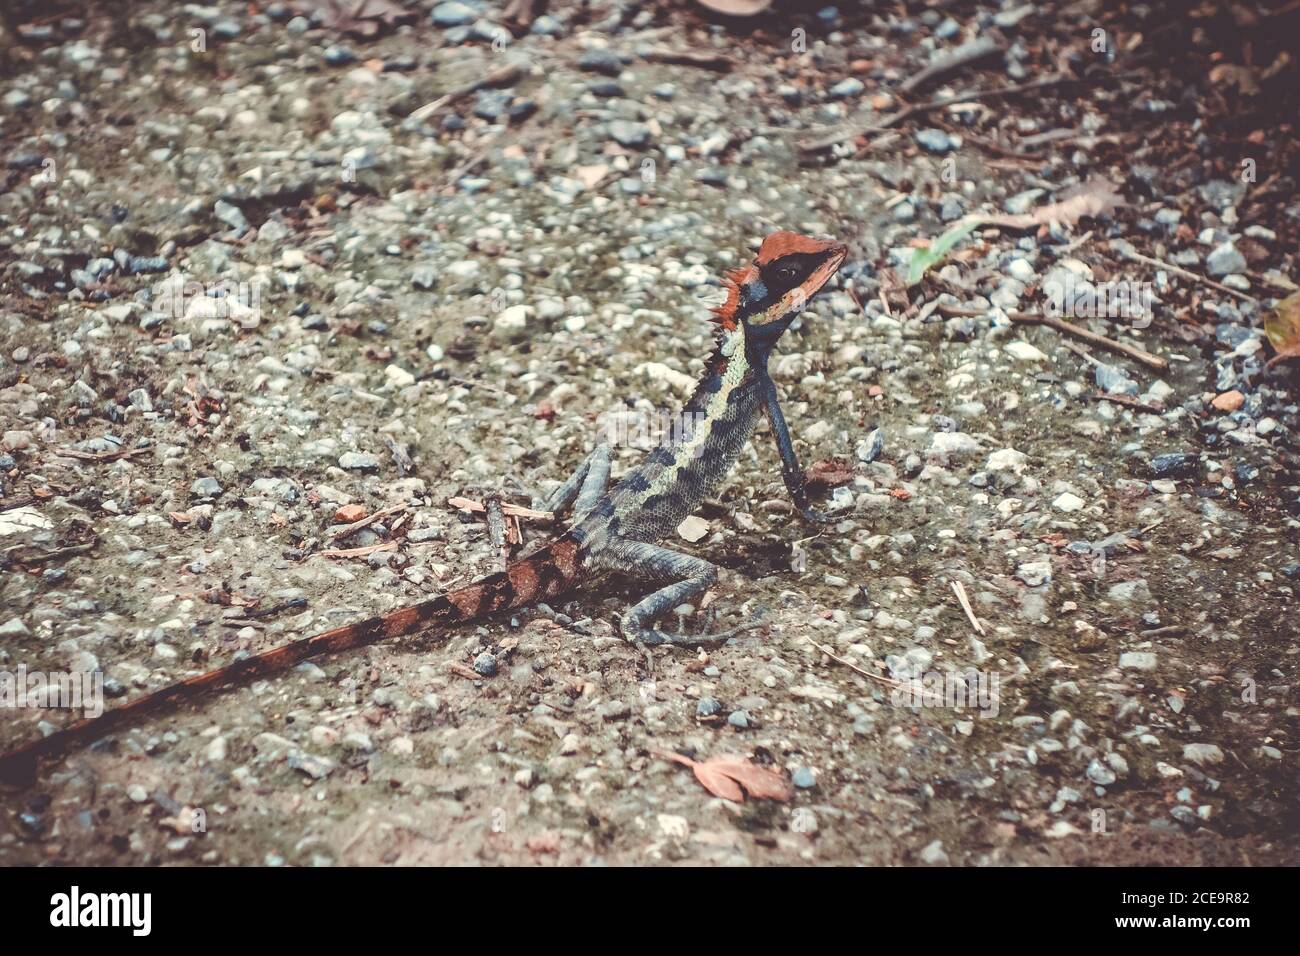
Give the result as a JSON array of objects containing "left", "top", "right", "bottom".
[
  {"left": 536, "top": 441, "right": 611, "bottom": 521},
  {"left": 757, "top": 373, "right": 836, "bottom": 524}
]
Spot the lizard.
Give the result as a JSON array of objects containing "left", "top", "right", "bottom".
[{"left": 0, "top": 230, "right": 848, "bottom": 785}]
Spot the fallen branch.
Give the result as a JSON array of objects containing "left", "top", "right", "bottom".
[
  {"left": 899, "top": 36, "right": 1004, "bottom": 95},
  {"left": 805, "top": 637, "right": 903, "bottom": 688},
  {"left": 234, "top": 597, "right": 309, "bottom": 621},
  {"left": 641, "top": 48, "right": 735, "bottom": 72},
  {"left": 1123, "top": 249, "right": 1258, "bottom": 304},
  {"left": 327, "top": 503, "right": 409, "bottom": 541},
  {"left": 448, "top": 661, "right": 484, "bottom": 681},
  {"left": 1090, "top": 392, "right": 1165, "bottom": 414},
  {"left": 53, "top": 446, "right": 150, "bottom": 462},
  {"left": 448, "top": 496, "right": 553, "bottom": 522},
  {"left": 2, "top": 540, "right": 97, "bottom": 569},
  {"left": 799, "top": 75, "right": 1070, "bottom": 153},
  {"left": 408, "top": 63, "right": 524, "bottom": 123},
  {"left": 317, "top": 541, "right": 397, "bottom": 560},
  {"left": 1010, "top": 312, "right": 1169, "bottom": 371},
  {"left": 936, "top": 304, "right": 1169, "bottom": 370},
  {"left": 950, "top": 580, "right": 985, "bottom": 635}
]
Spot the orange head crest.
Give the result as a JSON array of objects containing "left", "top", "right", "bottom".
[{"left": 711, "top": 231, "right": 847, "bottom": 333}]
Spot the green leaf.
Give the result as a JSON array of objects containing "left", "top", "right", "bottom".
[{"left": 906, "top": 218, "right": 980, "bottom": 286}]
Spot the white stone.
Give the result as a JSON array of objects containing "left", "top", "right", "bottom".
[
  {"left": 986, "top": 448, "right": 1027, "bottom": 472},
  {"left": 1052, "top": 492, "right": 1085, "bottom": 512},
  {"left": 385, "top": 364, "right": 416, "bottom": 388},
  {"left": 1119, "top": 651, "right": 1157, "bottom": 672},
  {"left": 1005, "top": 340, "right": 1048, "bottom": 362},
  {"left": 1183, "top": 743, "right": 1224, "bottom": 766}
]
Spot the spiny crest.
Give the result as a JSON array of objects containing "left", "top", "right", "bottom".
[{"left": 709, "top": 265, "right": 756, "bottom": 332}]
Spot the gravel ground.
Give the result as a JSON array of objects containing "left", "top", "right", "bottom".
[{"left": 1, "top": 1, "right": 1297, "bottom": 866}]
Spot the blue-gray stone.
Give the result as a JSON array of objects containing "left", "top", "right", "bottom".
[
  {"left": 829, "top": 77, "right": 865, "bottom": 99},
  {"left": 1205, "top": 242, "right": 1246, "bottom": 277},
  {"left": 578, "top": 49, "right": 622, "bottom": 77},
  {"left": 608, "top": 120, "right": 652, "bottom": 148},
  {"left": 1150, "top": 452, "right": 1197, "bottom": 478},
  {"left": 431, "top": 2, "right": 476, "bottom": 28},
  {"left": 1095, "top": 363, "right": 1139, "bottom": 396},
  {"left": 915, "top": 128, "right": 954, "bottom": 153},
  {"left": 323, "top": 45, "right": 356, "bottom": 66},
  {"left": 530, "top": 15, "right": 563, "bottom": 36},
  {"left": 190, "top": 477, "right": 222, "bottom": 497}
]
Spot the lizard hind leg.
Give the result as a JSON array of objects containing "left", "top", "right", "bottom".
[{"left": 600, "top": 541, "right": 758, "bottom": 647}]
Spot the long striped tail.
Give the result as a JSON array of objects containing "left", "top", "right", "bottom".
[{"left": 0, "top": 535, "right": 584, "bottom": 786}]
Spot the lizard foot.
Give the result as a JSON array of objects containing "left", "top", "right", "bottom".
[
  {"left": 622, "top": 610, "right": 765, "bottom": 648},
  {"left": 800, "top": 506, "right": 840, "bottom": 525}
]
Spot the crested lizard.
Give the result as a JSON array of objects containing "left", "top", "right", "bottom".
[{"left": 0, "top": 230, "right": 847, "bottom": 784}]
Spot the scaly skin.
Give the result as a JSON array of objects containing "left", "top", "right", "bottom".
[{"left": 0, "top": 231, "right": 847, "bottom": 785}]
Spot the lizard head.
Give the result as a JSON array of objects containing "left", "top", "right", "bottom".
[{"left": 712, "top": 231, "right": 847, "bottom": 345}]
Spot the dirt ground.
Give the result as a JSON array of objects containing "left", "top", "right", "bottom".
[{"left": 1, "top": 1, "right": 1297, "bottom": 866}]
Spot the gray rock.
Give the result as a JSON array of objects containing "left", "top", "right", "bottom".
[
  {"left": 1095, "top": 363, "right": 1139, "bottom": 396},
  {"left": 1183, "top": 743, "right": 1224, "bottom": 766},
  {"left": 0, "top": 618, "right": 30, "bottom": 638},
  {"left": 1119, "top": 651, "right": 1158, "bottom": 672},
  {"left": 1086, "top": 758, "right": 1117, "bottom": 786},
  {"left": 829, "top": 78, "right": 865, "bottom": 99},
  {"left": 608, "top": 120, "right": 652, "bottom": 148},
  {"left": 1108, "top": 580, "right": 1152, "bottom": 605},
  {"left": 338, "top": 452, "right": 380, "bottom": 471},
  {"left": 430, "top": 2, "right": 476, "bottom": 27},
  {"left": 578, "top": 49, "right": 622, "bottom": 77},
  {"left": 1205, "top": 242, "right": 1247, "bottom": 277},
  {"left": 1015, "top": 561, "right": 1052, "bottom": 588},
  {"left": 696, "top": 697, "right": 722, "bottom": 717},
  {"left": 915, "top": 129, "right": 954, "bottom": 153},
  {"left": 190, "top": 477, "right": 223, "bottom": 497}
]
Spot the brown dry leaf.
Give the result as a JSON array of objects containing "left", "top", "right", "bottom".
[
  {"left": 334, "top": 503, "right": 367, "bottom": 523},
  {"left": 653, "top": 748, "right": 794, "bottom": 803},
  {"left": 574, "top": 164, "right": 611, "bottom": 190},
  {"left": 1209, "top": 63, "right": 1260, "bottom": 96},
  {"left": 805, "top": 457, "right": 856, "bottom": 489},
  {"left": 978, "top": 177, "right": 1123, "bottom": 231},
  {"left": 1264, "top": 291, "right": 1300, "bottom": 368},
  {"left": 291, "top": 0, "right": 414, "bottom": 38}
]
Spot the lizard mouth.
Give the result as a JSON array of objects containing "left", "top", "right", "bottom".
[{"left": 807, "top": 243, "right": 848, "bottom": 295}]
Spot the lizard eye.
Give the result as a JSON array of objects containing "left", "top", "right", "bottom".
[{"left": 776, "top": 265, "right": 798, "bottom": 283}]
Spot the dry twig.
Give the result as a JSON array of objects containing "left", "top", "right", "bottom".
[{"left": 951, "top": 580, "right": 986, "bottom": 635}]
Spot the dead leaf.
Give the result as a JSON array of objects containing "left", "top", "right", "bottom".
[
  {"left": 574, "top": 164, "right": 611, "bottom": 190},
  {"left": 334, "top": 504, "right": 367, "bottom": 523},
  {"left": 524, "top": 831, "right": 562, "bottom": 854},
  {"left": 653, "top": 748, "right": 794, "bottom": 803},
  {"left": 805, "top": 457, "right": 856, "bottom": 489},
  {"left": 978, "top": 177, "right": 1123, "bottom": 231},
  {"left": 290, "top": 0, "right": 415, "bottom": 38},
  {"left": 1264, "top": 291, "right": 1300, "bottom": 368},
  {"left": 1209, "top": 63, "right": 1260, "bottom": 96}
]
